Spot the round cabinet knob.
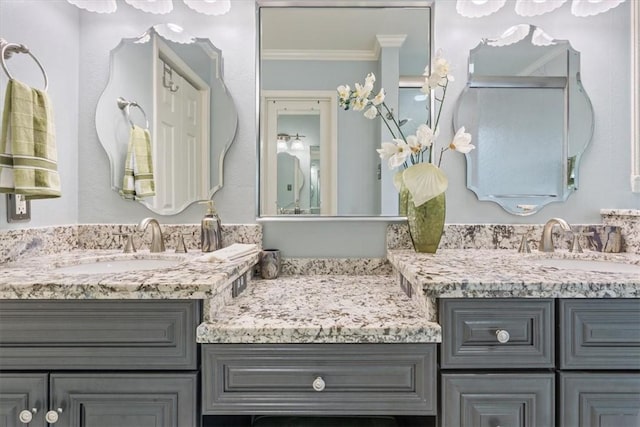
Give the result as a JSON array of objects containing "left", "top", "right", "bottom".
[
  {"left": 19, "top": 408, "right": 36, "bottom": 424},
  {"left": 312, "top": 376, "right": 326, "bottom": 392},
  {"left": 45, "top": 408, "right": 62, "bottom": 424},
  {"left": 496, "top": 329, "right": 510, "bottom": 344}
]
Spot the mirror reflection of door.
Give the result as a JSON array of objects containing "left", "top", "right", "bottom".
[
  {"left": 309, "top": 146, "right": 320, "bottom": 214},
  {"left": 276, "top": 152, "right": 304, "bottom": 213},
  {"left": 153, "top": 41, "right": 211, "bottom": 213},
  {"left": 261, "top": 94, "right": 337, "bottom": 215}
]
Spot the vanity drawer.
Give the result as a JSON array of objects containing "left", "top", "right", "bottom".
[
  {"left": 202, "top": 343, "right": 437, "bottom": 415},
  {"left": 440, "top": 299, "right": 554, "bottom": 369},
  {"left": 560, "top": 299, "right": 640, "bottom": 370},
  {"left": 0, "top": 300, "right": 200, "bottom": 370}
]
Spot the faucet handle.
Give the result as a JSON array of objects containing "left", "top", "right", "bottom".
[
  {"left": 570, "top": 231, "right": 594, "bottom": 253},
  {"left": 113, "top": 232, "right": 136, "bottom": 253},
  {"left": 517, "top": 231, "right": 533, "bottom": 253},
  {"left": 175, "top": 233, "right": 190, "bottom": 253}
]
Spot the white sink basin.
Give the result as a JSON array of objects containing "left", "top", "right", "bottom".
[
  {"left": 53, "top": 258, "right": 183, "bottom": 274},
  {"left": 532, "top": 258, "right": 640, "bottom": 274}
]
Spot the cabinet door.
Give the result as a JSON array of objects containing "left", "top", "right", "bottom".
[
  {"left": 441, "top": 373, "right": 555, "bottom": 427},
  {"left": 0, "top": 374, "right": 47, "bottom": 427},
  {"left": 560, "top": 373, "right": 640, "bottom": 427},
  {"left": 560, "top": 299, "right": 640, "bottom": 370},
  {"left": 49, "top": 373, "right": 197, "bottom": 427}
]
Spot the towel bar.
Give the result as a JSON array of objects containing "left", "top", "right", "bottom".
[
  {"left": 117, "top": 96, "right": 149, "bottom": 129},
  {"left": 0, "top": 38, "right": 48, "bottom": 91}
]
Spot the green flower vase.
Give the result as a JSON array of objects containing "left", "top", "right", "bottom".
[{"left": 405, "top": 190, "right": 446, "bottom": 253}]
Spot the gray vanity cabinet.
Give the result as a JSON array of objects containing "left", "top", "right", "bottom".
[
  {"left": 559, "top": 299, "right": 640, "bottom": 426},
  {"left": 202, "top": 343, "right": 437, "bottom": 416},
  {"left": 0, "top": 300, "right": 201, "bottom": 427},
  {"left": 439, "top": 299, "right": 555, "bottom": 426}
]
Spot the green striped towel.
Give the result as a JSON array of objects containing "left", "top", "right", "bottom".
[
  {"left": 120, "top": 125, "right": 155, "bottom": 199},
  {"left": 0, "top": 79, "right": 61, "bottom": 199}
]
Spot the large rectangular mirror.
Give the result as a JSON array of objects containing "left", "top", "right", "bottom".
[{"left": 258, "top": 1, "right": 433, "bottom": 217}]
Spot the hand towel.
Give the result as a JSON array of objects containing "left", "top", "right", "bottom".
[
  {"left": 195, "top": 243, "right": 260, "bottom": 263},
  {"left": 0, "top": 79, "right": 61, "bottom": 199},
  {"left": 121, "top": 124, "right": 155, "bottom": 199}
]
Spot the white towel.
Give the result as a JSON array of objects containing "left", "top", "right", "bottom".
[{"left": 195, "top": 243, "right": 259, "bottom": 263}]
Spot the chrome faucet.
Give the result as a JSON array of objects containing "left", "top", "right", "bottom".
[
  {"left": 539, "top": 217, "right": 571, "bottom": 252},
  {"left": 138, "top": 217, "right": 165, "bottom": 252}
]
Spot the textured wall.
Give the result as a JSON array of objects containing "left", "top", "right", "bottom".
[
  {"left": 0, "top": 0, "right": 80, "bottom": 228},
  {"left": 1, "top": 0, "right": 638, "bottom": 258}
]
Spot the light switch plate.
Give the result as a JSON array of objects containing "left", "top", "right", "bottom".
[{"left": 6, "top": 194, "right": 31, "bottom": 222}]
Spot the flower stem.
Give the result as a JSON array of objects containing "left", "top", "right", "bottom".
[
  {"left": 375, "top": 104, "right": 397, "bottom": 139},
  {"left": 381, "top": 102, "right": 407, "bottom": 142},
  {"left": 437, "top": 147, "right": 448, "bottom": 167}
]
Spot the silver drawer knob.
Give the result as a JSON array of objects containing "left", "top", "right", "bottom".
[
  {"left": 496, "top": 329, "right": 510, "bottom": 343},
  {"left": 19, "top": 408, "right": 36, "bottom": 423},
  {"left": 45, "top": 408, "right": 62, "bottom": 424},
  {"left": 312, "top": 376, "right": 326, "bottom": 392}
]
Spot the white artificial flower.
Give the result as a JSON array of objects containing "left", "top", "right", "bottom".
[
  {"left": 416, "top": 124, "right": 437, "bottom": 149},
  {"left": 352, "top": 96, "right": 368, "bottom": 111},
  {"left": 372, "top": 88, "right": 385, "bottom": 106},
  {"left": 377, "top": 139, "right": 410, "bottom": 169},
  {"left": 337, "top": 84, "right": 351, "bottom": 101},
  {"left": 432, "top": 49, "right": 451, "bottom": 78},
  {"left": 364, "top": 72, "right": 376, "bottom": 92},
  {"left": 406, "top": 135, "right": 421, "bottom": 155},
  {"left": 364, "top": 106, "right": 378, "bottom": 120},
  {"left": 449, "top": 127, "right": 475, "bottom": 153}
]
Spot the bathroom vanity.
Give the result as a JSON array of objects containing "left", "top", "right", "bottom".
[{"left": 1, "top": 239, "right": 639, "bottom": 426}]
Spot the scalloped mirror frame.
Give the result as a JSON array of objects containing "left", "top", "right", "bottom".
[{"left": 632, "top": 0, "right": 640, "bottom": 192}]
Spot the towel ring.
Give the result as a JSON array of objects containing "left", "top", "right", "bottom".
[
  {"left": 117, "top": 97, "right": 149, "bottom": 130},
  {"left": 0, "top": 38, "right": 48, "bottom": 91}
]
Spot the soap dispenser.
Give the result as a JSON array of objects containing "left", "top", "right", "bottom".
[{"left": 200, "top": 200, "right": 222, "bottom": 252}]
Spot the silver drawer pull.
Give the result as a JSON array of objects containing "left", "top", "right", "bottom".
[
  {"left": 312, "top": 376, "right": 326, "bottom": 392},
  {"left": 45, "top": 408, "right": 62, "bottom": 424},
  {"left": 19, "top": 408, "right": 37, "bottom": 424},
  {"left": 496, "top": 329, "right": 510, "bottom": 343}
]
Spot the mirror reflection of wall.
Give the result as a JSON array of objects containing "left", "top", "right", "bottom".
[{"left": 259, "top": 5, "right": 432, "bottom": 217}]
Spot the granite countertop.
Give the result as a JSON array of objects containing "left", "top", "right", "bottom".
[
  {"left": 197, "top": 275, "right": 441, "bottom": 344},
  {"left": 388, "top": 249, "right": 640, "bottom": 300},
  {"left": 0, "top": 249, "right": 258, "bottom": 299}
]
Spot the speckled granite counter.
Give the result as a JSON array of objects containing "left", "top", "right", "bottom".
[
  {"left": 387, "top": 249, "right": 640, "bottom": 321},
  {"left": 0, "top": 249, "right": 258, "bottom": 302},
  {"left": 197, "top": 275, "right": 441, "bottom": 344}
]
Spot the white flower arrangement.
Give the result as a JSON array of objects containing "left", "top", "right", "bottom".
[{"left": 337, "top": 50, "right": 474, "bottom": 207}]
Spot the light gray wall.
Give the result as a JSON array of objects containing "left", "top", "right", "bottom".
[
  {"left": 1, "top": 1, "right": 638, "bottom": 258},
  {"left": 76, "top": 0, "right": 256, "bottom": 225},
  {"left": 0, "top": 0, "right": 79, "bottom": 229}
]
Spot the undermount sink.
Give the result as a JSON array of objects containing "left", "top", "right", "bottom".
[
  {"left": 53, "top": 258, "right": 184, "bottom": 274},
  {"left": 531, "top": 258, "right": 640, "bottom": 274}
]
